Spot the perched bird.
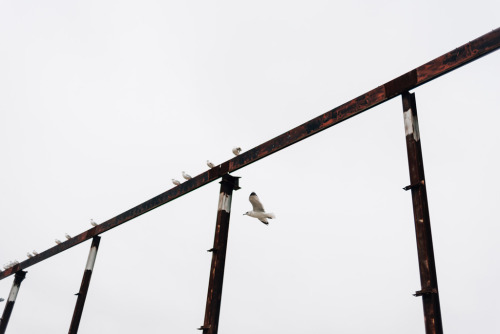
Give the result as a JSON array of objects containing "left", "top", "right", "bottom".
[
  {"left": 2, "top": 264, "right": 9, "bottom": 270},
  {"left": 232, "top": 147, "right": 242, "bottom": 156},
  {"left": 172, "top": 178, "right": 181, "bottom": 186},
  {"left": 5, "top": 260, "right": 19, "bottom": 269},
  {"left": 182, "top": 171, "right": 192, "bottom": 180},
  {"left": 33, "top": 250, "right": 39, "bottom": 256},
  {"left": 207, "top": 160, "right": 215, "bottom": 168},
  {"left": 0, "top": 298, "right": 4, "bottom": 302},
  {"left": 65, "top": 233, "right": 71, "bottom": 240},
  {"left": 243, "top": 192, "right": 276, "bottom": 225},
  {"left": 27, "top": 252, "right": 33, "bottom": 258},
  {"left": 55, "top": 239, "right": 62, "bottom": 245},
  {"left": 90, "top": 219, "right": 98, "bottom": 227}
]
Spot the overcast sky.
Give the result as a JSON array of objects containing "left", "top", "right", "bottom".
[{"left": 1, "top": 1, "right": 499, "bottom": 333}]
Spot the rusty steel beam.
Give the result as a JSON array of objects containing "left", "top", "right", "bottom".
[
  {"left": 401, "top": 92, "right": 443, "bottom": 334},
  {"left": 1, "top": 28, "right": 499, "bottom": 281},
  {"left": 199, "top": 174, "right": 240, "bottom": 334},
  {"left": 68, "top": 236, "right": 101, "bottom": 334},
  {"left": 0, "top": 271, "right": 26, "bottom": 334}
]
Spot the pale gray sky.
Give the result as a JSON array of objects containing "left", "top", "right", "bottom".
[{"left": 1, "top": 1, "right": 499, "bottom": 333}]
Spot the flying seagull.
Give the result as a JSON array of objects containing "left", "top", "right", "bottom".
[
  {"left": 232, "top": 147, "right": 242, "bottom": 156},
  {"left": 172, "top": 179, "right": 181, "bottom": 186},
  {"left": 244, "top": 192, "right": 276, "bottom": 225},
  {"left": 207, "top": 160, "right": 215, "bottom": 168},
  {"left": 90, "top": 219, "right": 98, "bottom": 227},
  {"left": 182, "top": 171, "right": 192, "bottom": 180}
]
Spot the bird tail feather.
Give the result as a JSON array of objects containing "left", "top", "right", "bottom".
[{"left": 267, "top": 213, "right": 276, "bottom": 219}]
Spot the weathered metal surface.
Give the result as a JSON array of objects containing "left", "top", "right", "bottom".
[
  {"left": 200, "top": 175, "right": 239, "bottom": 334},
  {"left": 0, "top": 271, "right": 26, "bottom": 334},
  {"left": 401, "top": 92, "right": 443, "bottom": 334},
  {"left": 68, "top": 236, "right": 101, "bottom": 334},
  {"left": 0, "top": 28, "right": 499, "bottom": 281}
]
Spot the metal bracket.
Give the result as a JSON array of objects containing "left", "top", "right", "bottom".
[
  {"left": 403, "top": 180, "right": 425, "bottom": 191},
  {"left": 220, "top": 174, "right": 241, "bottom": 191},
  {"left": 197, "top": 325, "right": 210, "bottom": 330},
  {"left": 413, "top": 287, "right": 437, "bottom": 297}
]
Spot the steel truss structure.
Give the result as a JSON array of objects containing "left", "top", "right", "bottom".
[{"left": 1, "top": 28, "right": 499, "bottom": 334}]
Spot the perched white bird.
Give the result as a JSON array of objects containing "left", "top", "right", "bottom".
[
  {"left": 33, "top": 250, "right": 39, "bottom": 256},
  {"left": 172, "top": 178, "right": 181, "bottom": 186},
  {"left": 55, "top": 239, "right": 62, "bottom": 245},
  {"left": 243, "top": 192, "right": 276, "bottom": 225},
  {"left": 232, "top": 147, "right": 242, "bottom": 156},
  {"left": 27, "top": 252, "right": 33, "bottom": 258},
  {"left": 182, "top": 171, "right": 192, "bottom": 180},
  {"left": 2, "top": 264, "right": 9, "bottom": 270},
  {"left": 65, "top": 233, "right": 71, "bottom": 240},
  {"left": 207, "top": 160, "right": 215, "bottom": 168},
  {"left": 90, "top": 219, "right": 98, "bottom": 227},
  {"left": 5, "top": 260, "right": 19, "bottom": 269}
]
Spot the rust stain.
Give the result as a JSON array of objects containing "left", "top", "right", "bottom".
[{"left": 2, "top": 28, "right": 500, "bottom": 282}]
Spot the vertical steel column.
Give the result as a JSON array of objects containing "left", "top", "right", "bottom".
[
  {"left": 68, "top": 236, "right": 101, "bottom": 334},
  {"left": 401, "top": 92, "right": 443, "bottom": 334},
  {"left": 0, "top": 270, "right": 27, "bottom": 334},
  {"left": 199, "top": 174, "right": 240, "bottom": 334}
]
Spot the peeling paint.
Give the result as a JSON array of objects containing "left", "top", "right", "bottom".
[
  {"left": 412, "top": 111, "right": 421, "bottom": 142},
  {"left": 85, "top": 246, "right": 98, "bottom": 270},
  {"left": 8, "top": 285, "right": 19, "bottom": 302},
  {"left": 403, "top": 108, "right": 420, "bottom": 142},
  {"left": 218, "top": 193, "right": 232, "bottom": 213},
  {"left": 403, "top": 108, "right": 414, "bottom": 136}
]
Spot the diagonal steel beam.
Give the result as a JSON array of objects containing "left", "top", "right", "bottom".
[
  {"left": 402, "top": 92, "right": 443, "bottom": 334},
  {"left": 0, "top": 271, "right": 27, "bottom": 334},
  {"left": 68, "top": 236, "right": 101, "bottom": 334},
  {"left": 200, "top": 174, "right": 240, "bottom": 334},
  {"left": 1, "top": 27, "right": 499, "bottom": 281}
]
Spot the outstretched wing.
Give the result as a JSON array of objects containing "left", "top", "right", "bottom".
[{"left": 249, "top": 192, "right": 265, "bottom": 212}]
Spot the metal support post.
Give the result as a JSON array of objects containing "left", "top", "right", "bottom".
[
  {"left": 0, "top": 270, "right": 27, "bottom": 334},
  {"left": 199, "top": 174, "right": 240, "bottom": 334},
  {"left": 68, "top": 236, "right": 101, "bottom": 334},
  {"left": 401, "top": 92, "right": 443, "bottom": 334}
]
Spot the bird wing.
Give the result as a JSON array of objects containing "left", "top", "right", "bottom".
[{"left": 249, "top": 192, "right": 265, "bottom": 212}]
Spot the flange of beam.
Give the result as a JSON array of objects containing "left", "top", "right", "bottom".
[{"left": 1, "top": 28, "right": 499, "bottom": 281}]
